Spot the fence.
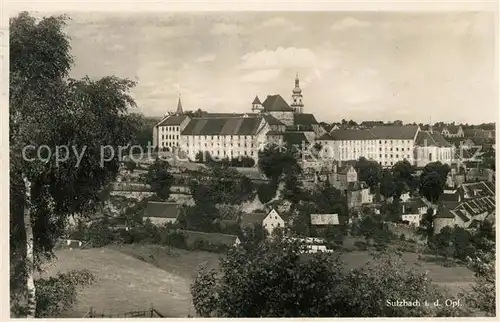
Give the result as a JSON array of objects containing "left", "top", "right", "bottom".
[{"left": 86, "top": 305, "right": 164, "bottom": 318}]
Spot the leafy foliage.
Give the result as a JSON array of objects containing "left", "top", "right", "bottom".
[
  {"left": 191, "top": 240, "right": 456, "bottom": 317},
  {"left": 257, "top": 182, "right": 278, "bottom": 204},
  {"left": 145, "top": 160, "right": 174, "bottom": 200},
  {"left": 419, "top": 162, "right": 451, "bottom": 203},
  {"left": 258, "top": 144, "right": 300, "bottom": 183},
  {"left": 354, "top": 157, "right": 382, "bottom": 191},
  {"left": 35, "top": 270, "right": 96, "bottom": 318},
  {"left": 10, "top": 12, "right": 140, "bottom": 314}
]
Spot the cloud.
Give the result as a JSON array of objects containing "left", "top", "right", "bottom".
[
  {"left": 239, "top": 47, "right": 317, "bottom": 70},
  {"left": 210, "top": 23, "right": 242, "bottom": 35},
  {"left": 330, "top": 17, "right": 370, "bottom": 31},
  {"left": 240, "top": 69, "right": 281, "bottom": 83},
  {"left": 195, "top": 53, "right": 216, "bottom": 63},
  {"left": 258, "top": 17, "right": 303, "bottom": 31}
]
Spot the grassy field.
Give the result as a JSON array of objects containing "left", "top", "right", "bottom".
[
  {"left": 42, "top": 247, "right": 203, "bottom": 317},
  {"left": 43, "top": 244, "right": 475, "bottom": 317}
]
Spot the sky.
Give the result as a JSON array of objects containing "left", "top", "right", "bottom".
[{"left": 46, "top": 11, "right": 497, "bottom": 123}]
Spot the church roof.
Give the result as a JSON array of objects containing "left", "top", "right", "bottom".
[
  {"left": 294, "top": 113, "right": 318, "bottom": 126},
  {"left": 262, "top": 94, "right": 294, "bottom": 112},
  {"left": 252, "top": 96, "right": 262, "bottom": 104},
  {"left": 415, "top": 131, "right": 452, "bottom": 147},
  {"left": 263, "top": 114, "right": 285, "bottom": 126},
  {"left": 181, "top": 116, "right": 264, "bottom": 136}
]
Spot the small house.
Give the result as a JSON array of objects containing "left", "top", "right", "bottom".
[{"left": 240, "top": 208, "right": 285, "bottom": 237}]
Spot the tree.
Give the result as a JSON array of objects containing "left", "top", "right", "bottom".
[
  {"left": 124, "top": 159, "right": 137, "bottom": 172},
  {"left": 10, "top": 12, "right": 139, "bottom": 317},
  {"left": 392, "top": 160, "right": 415, "bottom": 191},
  {"left": 465, "top": 251, "right": 495, "bottom": 316},
  {"left": 145, "top": 159, "right": 174, "bottom": 200},
  {"left": 258, "top": 144, "right": 300, "bottom": 183},
  {"left": 191, "top": 240, "right": 455, "bottom": 317},
  {"left": 257, "top": 182, "right": 278, "bottom": 204},
  {"left": 354, "top": 157, "right": 382, "bottom": 191},
  {"left": 419, "top": 172, "right": 444, "bottom": 203},
  {"left": 419, "top": 208, "right": 435, "bottom": 237},
  {"left": 379, "top": 169, "right": 396, "bottom": 199},
  {"left": 428, "top": 227, "right": 455, "bottom": 259}
]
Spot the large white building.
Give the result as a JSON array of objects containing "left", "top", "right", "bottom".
[
  {"left": 316, "top": 125, "right": 420, "bottom": 167},
  {"left": 179, "top": 115, "right": 271, "bottom": 162},
  {"left": 316, "top": 125, "right": 455, "bottom": 168}
]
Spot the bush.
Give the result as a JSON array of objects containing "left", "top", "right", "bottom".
[
  {"left": 400, "top": 233, "right": 406, "bottom": 241},
  {"left": 354, "top": 241, "right": 368, "bottom": 251}
]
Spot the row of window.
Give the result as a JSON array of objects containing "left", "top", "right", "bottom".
[
  {"left": 337, "top": 139, "right": 413, "bottom": 145},
  {"left": 188, "top": 135, "right": 254, "bottom": 141},
  {"left": 161, "top": 135, "right": 180, "bottom": 140},
  {"left": 190, "top": 149, "right": 255, "bottom": 157},
  {"left": 160, "top": 126, "right": 180, "bottom": 132},
  {"left": 187, "top": 143, "right": 255, "bottom": 148}
]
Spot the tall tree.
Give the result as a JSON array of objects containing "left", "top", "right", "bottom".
[
  {"left": 145, "top": 159, "right": 174, "bottom": 200},
  {"left": 10, "top": 12, "right": 139, "bottom": 316},
  {"left": 419, "top": 162, "right": 450, "bottom": 203},
  {"left": 354, "top": 157, "right": 382, "bottom": 191}
]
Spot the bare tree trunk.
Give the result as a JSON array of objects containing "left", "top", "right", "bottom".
[{"left": 23, "top": 176, "right": 36, "bottom": 318}]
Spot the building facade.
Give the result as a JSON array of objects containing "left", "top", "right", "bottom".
[
  {"left": 153, "top": 97, "right": 191, "bottom": 150},
  {"left": 180, "top": 115, "right": 270, "bottom": 162},
  {"left": 414, "top": 130, "right": 455, "bottom": 167},
  {"left": 316, "top": 125, "right": 420, "bottom": 167}
]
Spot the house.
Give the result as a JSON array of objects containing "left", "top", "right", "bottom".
[
  {"left": 459, "top": 181, "right": 495, "bottom": 199},
  {"left": 310, "top": 213, "right": 349, "bottom": 229},
  {"left": 439, "top": 125, "right": 464, "bottom": 138},
  {"left": 144, "top": 201, "right": 180, "bottom": 225},
  {"left": 466, "top": 168, "right": 494, "bottom": 183},
  {"left": 346, "top": 181, "right": 373, "bottom": 209},
  {"left": 433, "top": 195, "right": 496, "bottom": 233},
  {"left": 433, "top": 208, "right": 457, "bottom": 234},
  {"left": 240, "top": 208, "right": 285, "bottom": 237},
  {"left": 401, "top": 198, "right": 428, "bottom": 227}
]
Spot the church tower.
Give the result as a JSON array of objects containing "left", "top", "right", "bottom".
[
  {"left": 251, "top": 95, "right": 263, "bottom": 113},
  {"left": 291, "top": 73, "right": 304, "bottom": 113},
  {"left": 176, "top": 94, "right": 183, "bottom": 115}
]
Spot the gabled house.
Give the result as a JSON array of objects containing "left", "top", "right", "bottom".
[
  {"left": 401, "top": 198, "right": 428, "bottom": 226},
  {"left": 240, "top": 208, "right": 285, "bottom": 237},
  {"left": 144, "top": 201, "right": 180, "bottom": 225},
  {"left": 440, "top": 125, "right": 464, "bottom": 138}
]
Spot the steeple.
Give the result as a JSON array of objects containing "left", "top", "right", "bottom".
[
  {"left": 176, "top": 94, "right": 183, "bottom": 115},
  {"left": 291, "top": 73, "right": 304, "bottom": 113},
  {"left": 251, "top": 95, "right": 263, "bottom": 113}
]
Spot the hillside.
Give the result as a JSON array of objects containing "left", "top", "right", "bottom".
[{"left": 41, "top": 247, "right": 200, "bottom": 317}]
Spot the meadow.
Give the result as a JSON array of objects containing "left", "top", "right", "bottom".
[{"left": 43, "top": 244, "right": 475, "bottom": 317}]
